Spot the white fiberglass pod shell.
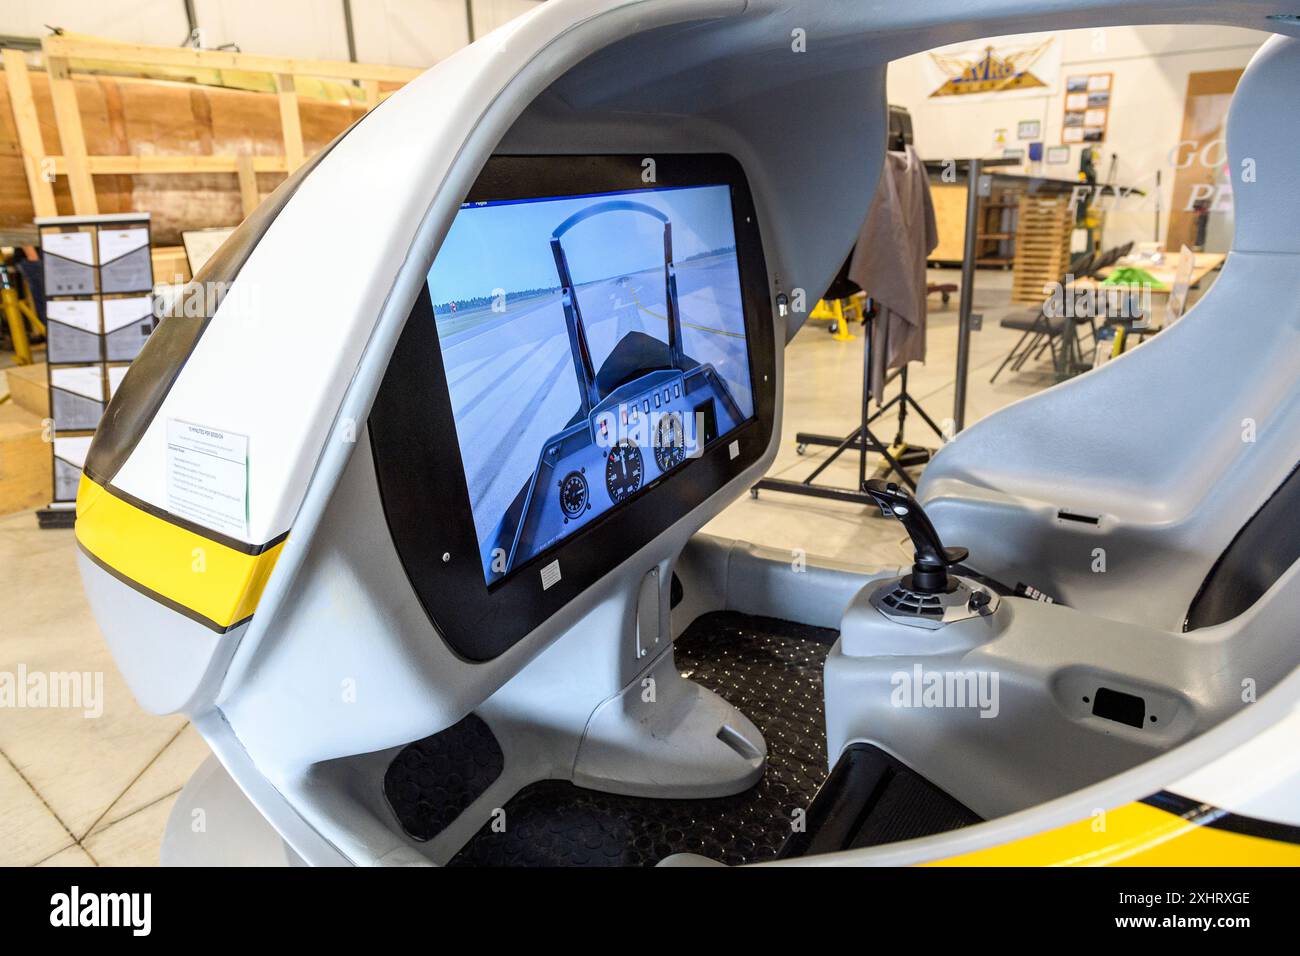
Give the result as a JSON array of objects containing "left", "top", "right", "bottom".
[{"left": 72, "top": 0, "right": 1300, "bottom": 865}]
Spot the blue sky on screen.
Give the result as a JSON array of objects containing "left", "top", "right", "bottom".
[{"left": 426, "top": 184, "right": 736, "bottom": 303}]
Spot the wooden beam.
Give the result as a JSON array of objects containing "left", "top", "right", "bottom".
[
  {"left": 245, "top": 156, "right": 290, "bottom": 174},
  {"left": 276, "top": 74, "right": 305, "bottom": 172},
  {"left": 47, "top": 154, "right": 290, "bottom": 175},
  {"left": 236, "top": 154, "right": 260, "bottom": 217},
  {"left": 42, "top": 33, "right": 422, "bottom": 85},
  {"left": 362, "top": 79, "right": 380, "bottom": 113},
  {"left": 2, "top": 49, "right": 58, "bottom": 217},
  {"left": 45, "top": 54, "right": 98, "bottom": 214}
]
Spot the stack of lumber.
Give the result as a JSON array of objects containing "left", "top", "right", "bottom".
[{"left": 1010, "top": 196, "right": 1074, "bottom": 304}]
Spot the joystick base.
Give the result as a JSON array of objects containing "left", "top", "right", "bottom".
[{"left": 870, "top": 575, "right": 1000, "bottom": 630}]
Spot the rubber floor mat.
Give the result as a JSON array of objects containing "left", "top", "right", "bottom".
[{"left": 448, "top": 611, "right": 837, "bottom": 867}]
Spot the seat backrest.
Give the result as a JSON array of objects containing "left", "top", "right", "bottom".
[
  {"left": 1088, "top": 246, "right": 1120, "bottom": 275},
  {"left": 1064, "top": 251, "right": 1094, "bottom": 283}
]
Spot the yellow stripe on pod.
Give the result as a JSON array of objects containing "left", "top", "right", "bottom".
[
  {"left": 75, "top": 474, "right": 284, "bottom": 632},
  {"left": 930, "top": 801, "right": 1300, "bottom": 867}
]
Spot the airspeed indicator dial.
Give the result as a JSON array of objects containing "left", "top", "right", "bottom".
[{"left": 605, "top": 440, "right": 644, "bottom": 503}]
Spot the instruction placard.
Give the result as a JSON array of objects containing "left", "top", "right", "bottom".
[{"left": 166, "top": 419, "right": 249, "bottom": 537}]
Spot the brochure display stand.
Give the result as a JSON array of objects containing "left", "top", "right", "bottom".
[{"left": 35, "top": 213, "right": 155, "bottom": 529}]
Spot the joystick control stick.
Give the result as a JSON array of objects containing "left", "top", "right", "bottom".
[
  {"left": 864, "top": 479, "right": 968, "bottom": 593},
  {"left": 861, "top": 479, "right": 999, "bottom": 629}
]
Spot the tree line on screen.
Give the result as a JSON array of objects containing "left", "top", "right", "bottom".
[
  {"left": 434, "top": 285, "right": 560, "bottom": 315},
  {"left": 432, "top": 245, "right": 736, "bottom": 315}
]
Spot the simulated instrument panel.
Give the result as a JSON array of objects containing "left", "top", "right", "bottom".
[{"left": 426, "top": 185, "right": 755, "bottom": 585}]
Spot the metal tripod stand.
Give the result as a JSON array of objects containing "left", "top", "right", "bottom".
[{"left": 751, "top": 302, "right": 945, "bottom": 503}]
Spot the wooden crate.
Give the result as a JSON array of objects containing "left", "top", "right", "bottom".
[
  {"left": 1011, "top": 197, "right": 1074, "bottom": 304},
  {"left": 0, "top": 401, "right": 47, "bottom": 515},
  {"left": 4, "top": 361, "right": 49, "bottom": 417},
  {"left": 2, "top": 36, "right": 420, "bottom": 241}
]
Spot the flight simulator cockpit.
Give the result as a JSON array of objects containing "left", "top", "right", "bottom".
[{"left": 71, "top": 0, "right": 1300, "bottom": 869}]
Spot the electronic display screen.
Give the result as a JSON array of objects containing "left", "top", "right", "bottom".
[{"left": 426, "top": 183, "right": 756, "bottom": 585}]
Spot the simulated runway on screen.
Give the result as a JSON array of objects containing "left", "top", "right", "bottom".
[{"left": 436, "top": 252, "right": 750, "bottom": 551}]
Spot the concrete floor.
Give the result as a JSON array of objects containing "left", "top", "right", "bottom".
[{"left": 0, "top": 268, "right": 1065, "bottom": 866}]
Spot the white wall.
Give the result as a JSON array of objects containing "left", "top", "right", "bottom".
[
  {"left": 0, "top": 0, "right": 543, "bottom": 66},
  {"left": 192, "top": 0, "right": 351, "bottom": 60},
  {"left": 888, "top": 25, "right": 1266, "bottom": 250},
  {"left": 0, "top": 0, "right": 189, "bottom": 47},
  {"left": 472, "top": 0, "right": 542, "bottom": 35},
  {"left": 352, "top": 0, "right": 469, "bottom": 68}
]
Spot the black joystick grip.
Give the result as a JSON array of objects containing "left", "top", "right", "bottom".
[{"left": 864, "top": 479, "right": 968, "bottom": 593}]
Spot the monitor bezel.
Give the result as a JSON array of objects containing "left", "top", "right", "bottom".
[{"left": 369, "top": 153, "right": 777, "bottom": 661}]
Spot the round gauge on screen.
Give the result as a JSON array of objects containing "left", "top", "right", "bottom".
[
  {"left": 605, "top": 440, "right": 644, "bottom": 503},
  {"left": 558, "top": 469, "right": 589, "bottom": 519},
  {"left": 654, "top": 412, "right": 687, "bottom": 472}
]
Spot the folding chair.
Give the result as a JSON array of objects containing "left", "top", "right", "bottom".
[{"left": 990, "top": 251, "right": 1095, "bottom": 383}]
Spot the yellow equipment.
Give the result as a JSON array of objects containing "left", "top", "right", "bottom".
[
  {"left": 810, "top": 291, "right": 864, "bottom": 341},
  {"left": 1, "top": 250, "right": 44, "bottom": 366}
]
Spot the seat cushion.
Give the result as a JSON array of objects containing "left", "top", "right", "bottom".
[{"left": 1000, "top": 308, "right": 1067, "bottom": 334}]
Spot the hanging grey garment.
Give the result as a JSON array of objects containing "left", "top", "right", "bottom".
[{"left": 848, "top": 145, "right": 939, "bottom": 395}]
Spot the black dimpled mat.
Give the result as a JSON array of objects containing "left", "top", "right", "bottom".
[
  {"left": 447, "top": 611, "right": 837, "bottom": 867},
  {"left": 385, "top": 713, "right": 505, "bottom": 842}
]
